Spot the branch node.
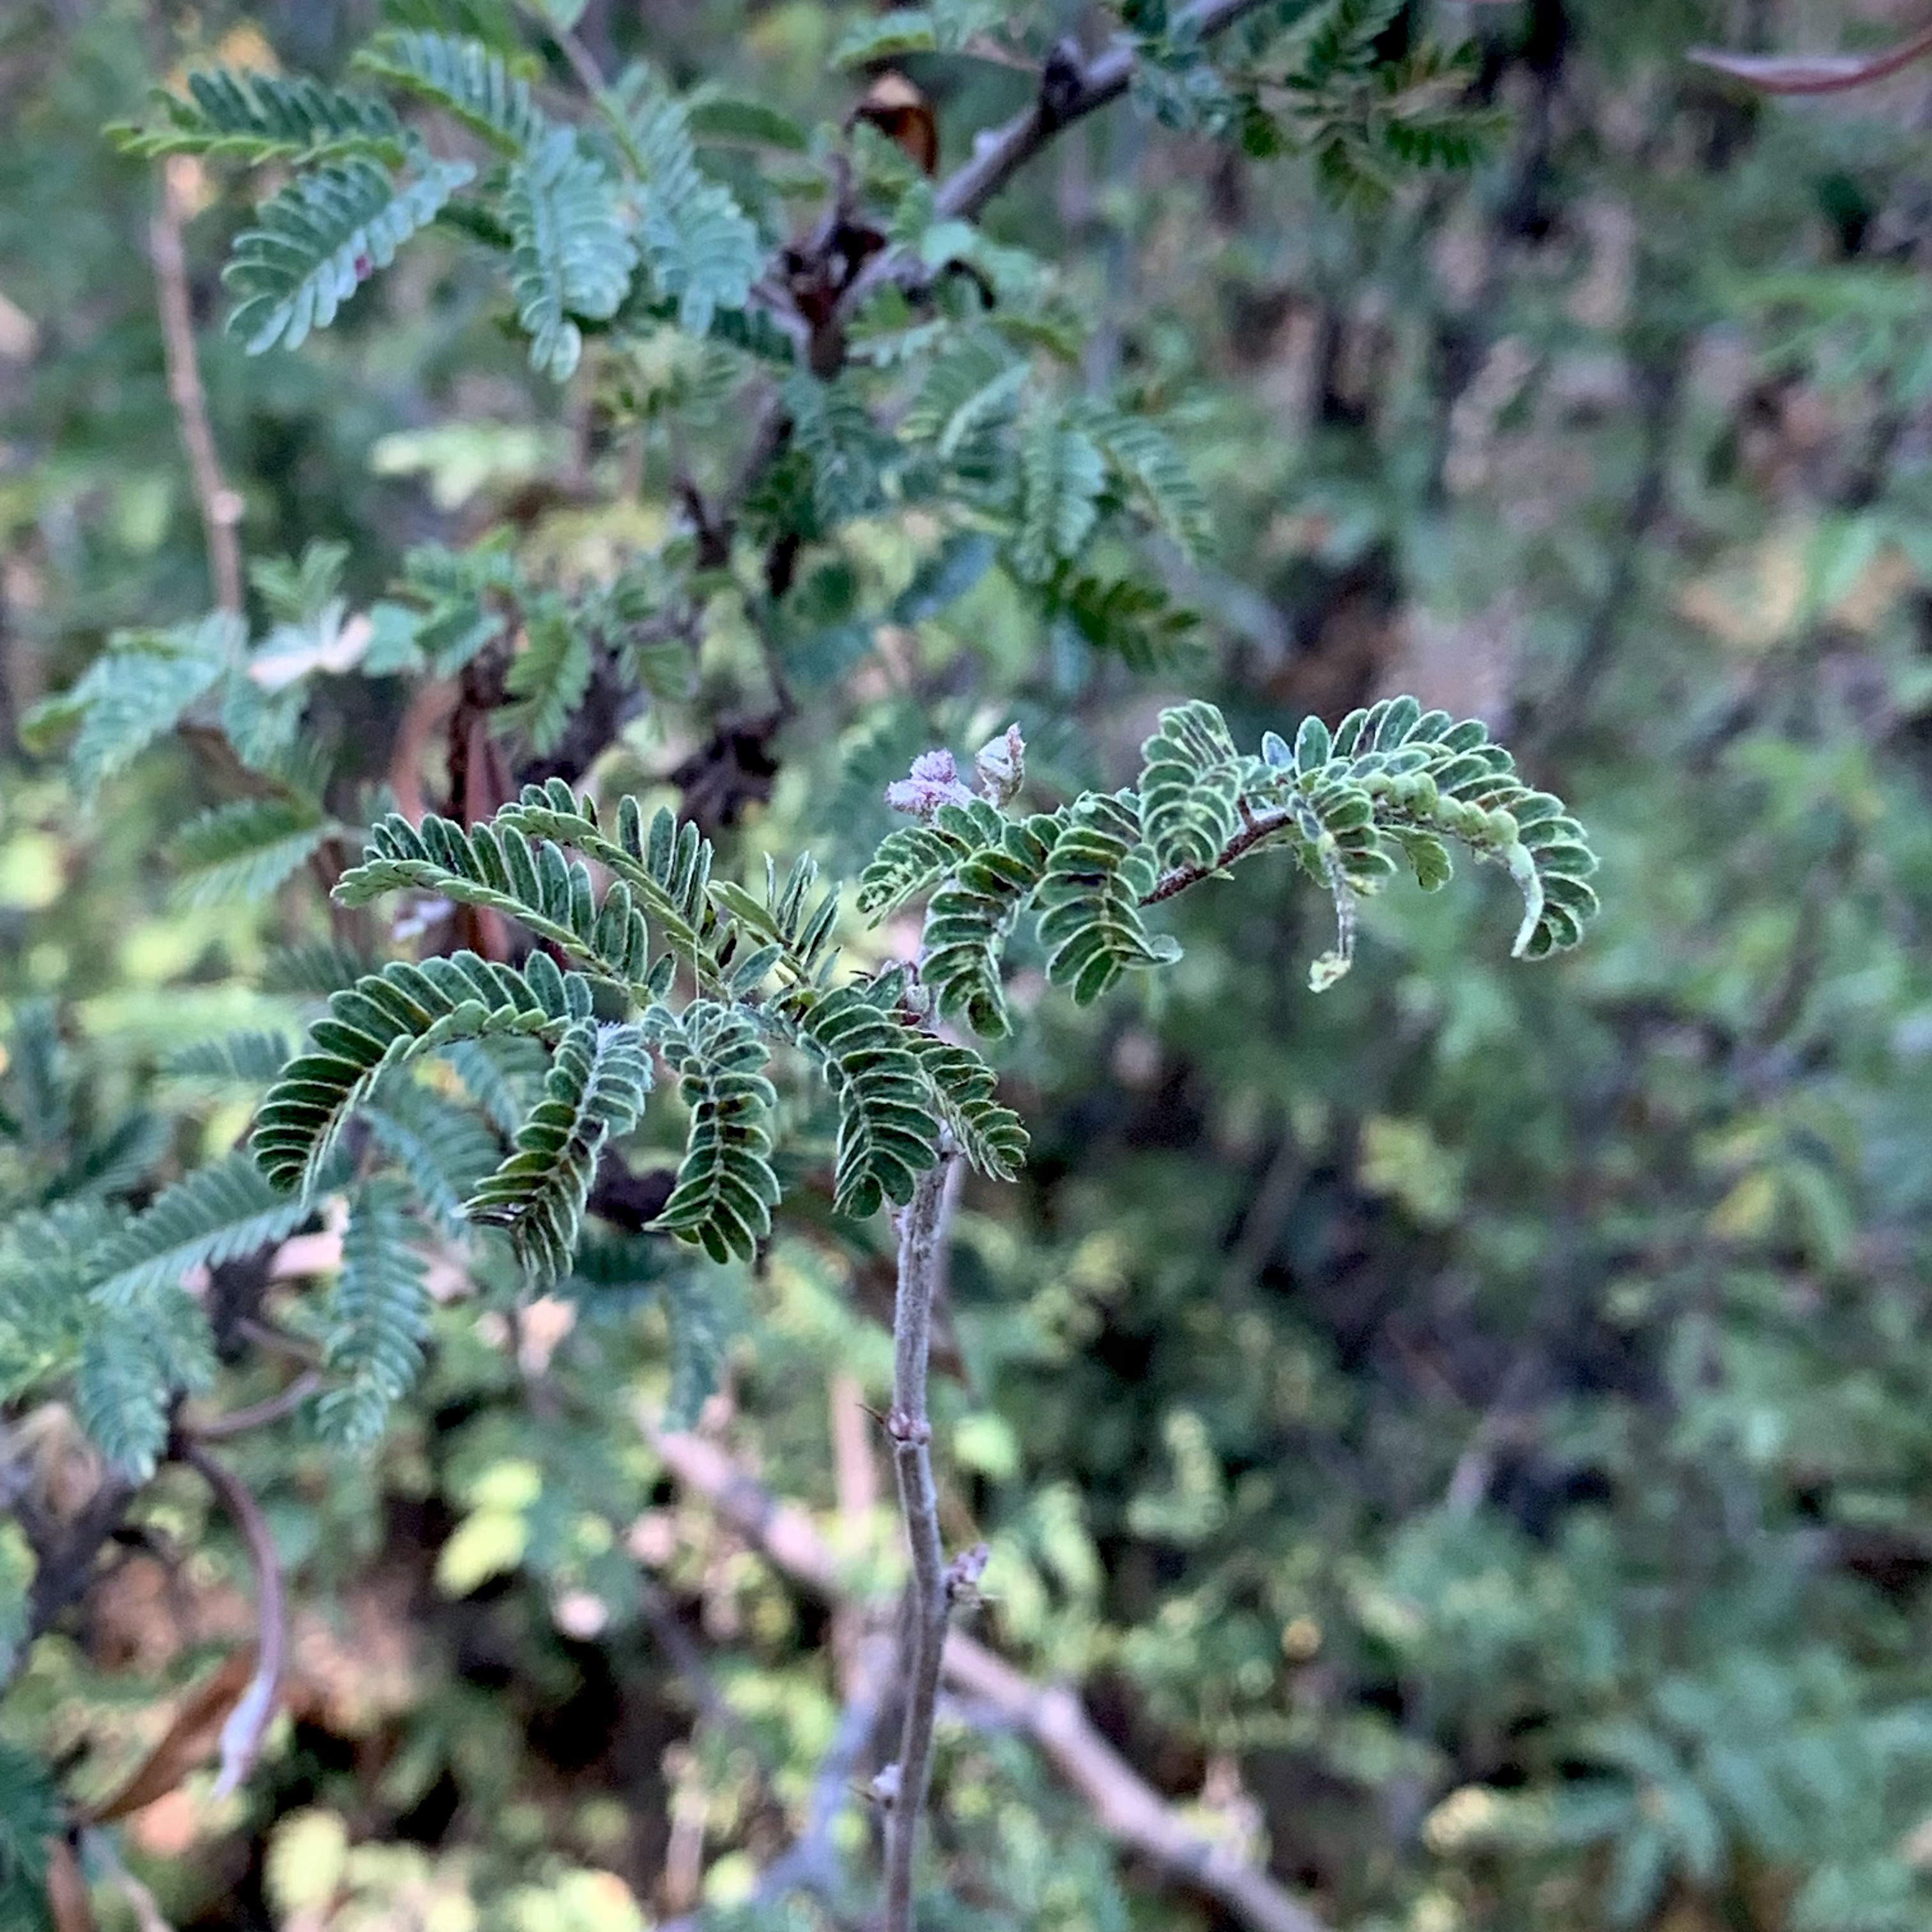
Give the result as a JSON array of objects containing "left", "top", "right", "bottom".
[
  {"left": 945, "top": 1541, "right": 991, "bottom": 1606},
  {"left": 885, "top": 1406, "right": 931, "bottom": 1446},
  {"left": 1039, "top": 40, "right": 1087, "bottom": 128}
]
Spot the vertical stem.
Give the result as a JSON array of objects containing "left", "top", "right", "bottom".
[
  {"left": 150, "top": 157, "right": 243, "bottom": 616},
  {"left": 882, "top": 1153, "right": 960, "bottom": 1932}
]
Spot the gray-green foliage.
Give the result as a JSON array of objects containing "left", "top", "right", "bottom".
[
  {"left": 861, "top": 696, "right": 1597, "bottom": 1033},
  {"left": 232, "top": 701, "right": 1589, "bottom": 1422}
]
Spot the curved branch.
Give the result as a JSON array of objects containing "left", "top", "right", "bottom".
[
  {"left": 179, "top": 1441, "right": 286, "bottom": 1799},
  {"left": 1687, "top": 21, "right": 1932, "bottom": 95}
]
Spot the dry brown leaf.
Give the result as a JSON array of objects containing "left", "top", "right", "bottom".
[
  {"left": 852, "top": 70, "right": 939, "bottom": 175},
  {"left": 84, "top": 1649, "right": 257, "bottom": 1825}
]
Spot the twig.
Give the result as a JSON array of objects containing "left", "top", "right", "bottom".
[
  {"left": 551, "top": 22, "right": 608, "bottom": 100},
  {"left": 183, "top": 1372, "right": 323, "bottom": 1443},
  {"left": 178, "top": 1442, "right": 286, "bottom": 1798},
  {"left": 20, "top": 1471, "right": 136, "bottom": 1659},
  {"left": 881, "top": 1153, "right": 960, "bottom": 1932},
  {"left": 649, "top": 1429, "right": 1333, "bottom": 1932},
  {"left": 150, "top": 157, "right": 243, "bottom": 615},
  {"left": 1142, "top": 801, "right": 1301, "bottom": 905}
]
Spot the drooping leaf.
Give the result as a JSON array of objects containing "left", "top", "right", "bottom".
[
  {"left": 792, "top": 983, "right": 941, "bottom": 1219},
  {"left": 646, "top": 1001, "right": 781, "bottom": 1263},
  {"left": 465, "top": 1020, "right": 653, "bottom": 1284},
  {"left": 317, "top": 1177, "right": 431, "bottom": 1450},
  {"left": 254, "top": 953, "right": 590, "bottom": 1195},
  {"left": 502, "top": 126, "right": 638, "bottom": 379}
]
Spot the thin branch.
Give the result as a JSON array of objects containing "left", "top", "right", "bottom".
[
  {"left": 650, "top": 1429, "right": 1334, "bottom": 1932},
  {"left": 1687, "top": 19, "right": 1932, "bottom": 94},
  {"left": 1142, "top": 802, "right": 1301, "bottom": 905},
  {"left": 182, "top": 1372, "right": 323, "bottom": 1443},
  {"left": 151, "top": 156, "right": 243, "bottom": 615},
  {"left": 943, "top": 0, "right": 1274, "bottom": 220},
  {"left": 553, "top": 24, "right": 609, "bottom": 103},
  {"left": 882, "top": 1153, "right": 960, "bottom": 1932},
  {"left": 179, "top": 1441, "right": 286, "bottom": 1798}
]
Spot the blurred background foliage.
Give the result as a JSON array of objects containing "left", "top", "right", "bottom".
[{"left": 8, "top": 1, "right": 1932, "bottom": 1929}]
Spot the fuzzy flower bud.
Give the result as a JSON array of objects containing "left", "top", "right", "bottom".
[
  {"left": 973, "top": 723, "right": 1026, "bottom": 806},
  {"left": 885, "top": 748, "right": 976, "bottom": 818}
]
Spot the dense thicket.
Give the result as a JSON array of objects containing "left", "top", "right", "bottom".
[{"left": 5, "top": 4, "right": 1932, "bottom": 1930}]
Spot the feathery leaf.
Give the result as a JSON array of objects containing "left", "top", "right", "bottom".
[
  {"left": 112, "top": 67, "right": 406, "bottom": 165},
  {"left": 792, "top": 983, "right": 940, "bottom": 1219},
  {"left": 503, "top": 126, "right": 638, "bottom": 379},
  {"left": 169, "top": 795, "right": 333, "bottom": 906},
  {"left": 1034, "top": 792, "right": 1180, "bottom": 1004},
  {"left": 646, "top": 1001, "right": 781, "bottom": 1263},
  {"left": 1013, "top": 410, "right": 1106, "bottom": 583},
  {"left": 91, "top": 1152, "right": 314, "bottom": 1306},
  {"left": 335, "top": 809, "right": 655, "bottom": 988},
  {"left": 355, "top": 29, "right": 548, "bottom": 152},
  {"left": 254, "top": 952, "right": 590, "bottom": 1195},
  {"left": 224, "top": 155, "right": 473, "bottom": 353},
  {"left": 318, "top": 1177, "right": 431, "bottom": 1449},
  {"left": 466, "top": 1020, "right": 653, "bottom": 1284}
]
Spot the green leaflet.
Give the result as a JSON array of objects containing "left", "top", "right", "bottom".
[
  {"left": 254, "top": 951, "right": 591, "bottom": 1196},
  {"left": 500, "top": 601, "right": 593, "bottom": 754},
  {"left": 921, "top": 810, "right": 1059, "bottom": 1038},
  {"left": 646, "top": 1000, "right": 781, "bottom": 1263},
  {"left": 793, "top": 983, "right": 941, "bottom": 1220},
  {"left": 0, "top": 1741, "right": 59, "bottom": 1912},
  {"left": 22, "top": 613, "right": 240, "bottom": 799},
  {"left": 160, "top": 1031, "right": 298, "bottom": 1089},
  {"left": 169, "top": 795, "right": 334, "bottom": 906},
  {"left": 1068, "top": 401, "right": 1215, "bottom": 560},
  {"left": 857, "top": 799, "right": 1009, "bottom": 919},
  {"left": 1293, "top": 694, "right": 1602, "bottom": 963},
  {"left": 365, "top": 1078, "right": 502, "bottom": 1234},
  {"left": 90, "top": 1151, "right": 314, "bottom": 1306},
  {"left": 606, "top": 68, "right": 763, "bottom": 334},
  {"left": 335, "top": 811, "right": 655, "bottom": 990},
  {"left": 355, "top": 29, "right": 549, "bottom": 154},
  {"left": 76, "top": 1284, "right": 216, "bottom": 1478},
  {"left": 1034, "top": 792, "right": 1181, "bottom": 1006},
  {"left": 493, "top": 781, "right": 726, "bottom": 985},
  {"left": 112, "top": 66, "right": 407, "bottom": 165},
  {"left": 1012, "top": 409, "right": 1106, "bottom": 583},
  {"left": 318, "top": 1177, "right": 431, "bottom": 1450},
  {"left": 503, "top": 126, "right": 638, "bottom": 379},
  {"left": 909, "top": 1036, "right": 1027, "bottom": 1183},
  {"left": 224, "top": 156, "right": 474, "bottom": 354},
  {"left": 1138, "top": 699, "right": 1244, "bottom": 873},
  {"left": 783, "top": 371, "right": 891, "bottom": 528},
  {"left": 465, "top": 1019, "right": 653, "bottom": 1284}
]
